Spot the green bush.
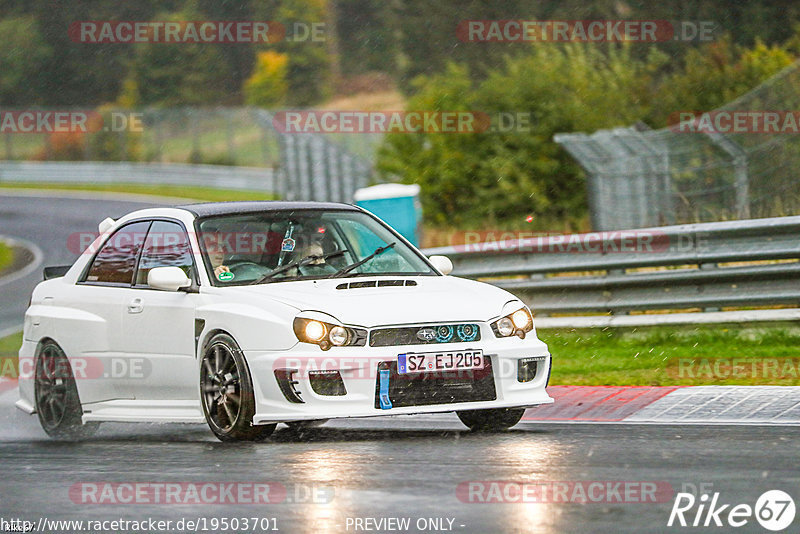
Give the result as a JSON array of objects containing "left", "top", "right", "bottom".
[
  {"left": 379, "top": 37, "right": 796, "bottom": 230},
  {"left": 378, "top": 45, "right": 667, "bottom": 228}
]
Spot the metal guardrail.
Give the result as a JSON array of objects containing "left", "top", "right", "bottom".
[
  {"left": 0, "top": 161, "right": 276, "bottom": 193},
  {"left": 422, "top": 216, "right": 800, "bottom": 316}
]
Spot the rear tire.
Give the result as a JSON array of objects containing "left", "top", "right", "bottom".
[
  {"left": 200, "top": 333, "right": 275, "bottom": 442},
  {"left": 456, "top": 407, "right": 526, "bottom": 431},
  {"left": 34, "top": 341, "right": 98, "bottom": 439}
]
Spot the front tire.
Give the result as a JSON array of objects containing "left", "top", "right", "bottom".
[
  {"left": 200, "top": 333, "right": 275, "bottom": 442},
  {"left": 456, "top": 407, "right": 526, "bottom": 431},
  {"left": 34, "top": 341, "right": 98, "bottom": 439}
]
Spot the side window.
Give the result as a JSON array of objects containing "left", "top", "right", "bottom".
[
  {"left": 135, "top": 220, "right": 195, "bottom": 287},
  {"left": 84, "top": 221, "right": 151, "bottom": 285},
  {"left": 337, "top": 219, "right": 386, "bottom": 258}
]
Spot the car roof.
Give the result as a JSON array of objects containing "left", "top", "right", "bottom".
[{"left": 176, "top": 200, "right": 360, "bottom": 218}]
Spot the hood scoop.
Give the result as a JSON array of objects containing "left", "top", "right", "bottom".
[{"left": 336, "top": 279, "right": 418, "bottom": 290}]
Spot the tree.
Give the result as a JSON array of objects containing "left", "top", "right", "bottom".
[
  {"left": 122, "top": 8, "right": 237, "bottom": 106},
  {"left": 335, "top": 0, "right": 399, "bottom": 78},
  {"left": 378, "top": 45, "right": 668, "bottom": 228},
  {"left": 244, "top": 51, "right": 289, "bottom": 107},
  {"left": 26, "top": 0, "right": 171, "bottom": 105},
  {"left": 649, "top": 36, "right": 795, "bottom": 126},
  {"left": 252, "top": 0, "right": 333, "bottom": 106},
  {"left": 0, "top": 16, "right": 51, "bottom": 105}
]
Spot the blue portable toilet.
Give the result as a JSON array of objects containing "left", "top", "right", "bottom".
[{"left": 354, "top": 183, "right": 422, "bottom": 246}]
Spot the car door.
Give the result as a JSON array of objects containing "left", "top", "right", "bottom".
[
  {"left": 118, "top": 219, "right": 199, "bottom": 401},
  {"left": 69, "top": 220, "right": 151, "bottom": 404}
]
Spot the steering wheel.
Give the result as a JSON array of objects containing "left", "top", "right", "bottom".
[
  {"left": 228, "top": 261, "right": 271, "bottom": 279},
  {"left": 297, "top": 262, "right": 339, "bottom": 276}
]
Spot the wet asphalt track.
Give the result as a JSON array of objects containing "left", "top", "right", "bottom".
[{"left": 1, "top": 193, "right": 800, "bottom": 533}]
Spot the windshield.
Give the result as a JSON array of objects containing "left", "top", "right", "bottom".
[{"left": 197, "top": 209, "right": 436, "bottom": 286}]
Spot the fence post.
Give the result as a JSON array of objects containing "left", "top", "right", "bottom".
[
  {"left": 704, "top": 131, "right": 749, "bottom": 219},
  {"left": 226, "top": 111, "right": 235, "bottom": 163},
  {"left": 153, "top": 114, "right": 163, "bottom": 162}
]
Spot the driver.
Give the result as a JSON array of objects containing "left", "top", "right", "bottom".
[
  {"left": 293, "top": 223, "right": 328, "bottom": 265},
  {"left": 209, "top": 248, "right": 231, "bottom": 279}
]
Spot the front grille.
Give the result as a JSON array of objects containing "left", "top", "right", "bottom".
[
  {"left": 373, "top": 357, "right": 496, "bottom": 409},
  {"left": 370, "top": 323, "right": 481, "bottom": 347}
]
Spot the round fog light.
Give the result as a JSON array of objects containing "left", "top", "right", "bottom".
[
  {"left": 497, "top": 317, "right": 514, "bottom": 337},
  {"left": 512, "top": 309, "right": 531, "bottom": 330},
  {"left": 329, "top": 326, "right": 349, "bottom": 346},
  {"left": 305, "top": 320, "right": 326, "bottom": 342}
]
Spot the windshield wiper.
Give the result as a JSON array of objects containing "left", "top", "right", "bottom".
[
  {"left": 250, "top": 249, "right": 346, "bottom": 285},
  {"left": 328, "top": 242, "right": 396, "bottom": 279}
]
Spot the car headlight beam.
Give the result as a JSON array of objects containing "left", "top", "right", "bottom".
[
  {"left": 512, "top": 309, "right": 531, "bottom": 330},
  {"left": 304, "top": 320, "right": 326, "bottom": 342}
]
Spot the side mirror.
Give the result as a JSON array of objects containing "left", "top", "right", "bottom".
[
  {"left": 147, "top": 266, "right": 191, "bottom": 292},
  {"left": 428, "top": 255, "right": 453, "bottom": 275}
]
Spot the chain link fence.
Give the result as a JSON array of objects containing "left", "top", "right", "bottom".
[
  {"left": 0, "top": 107, "right": 379, "bottom": 203},
  {"left": 555, "top": 61, "right": 800, "bottom": 230}
]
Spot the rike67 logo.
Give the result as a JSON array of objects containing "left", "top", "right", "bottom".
[{"left": 668, "top": 490, "right": 796, "bottom": 531}]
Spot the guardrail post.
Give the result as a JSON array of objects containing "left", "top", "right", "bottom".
[
  {"left": 699, "top": 262, "right": 720, "bottom": 312},
  {"left": 607, "top": 268, "right": 626, "bottom": 315}
]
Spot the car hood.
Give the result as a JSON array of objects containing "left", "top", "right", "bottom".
[{"left": 224, "top": 276, "right": 518, "bottom": 327}]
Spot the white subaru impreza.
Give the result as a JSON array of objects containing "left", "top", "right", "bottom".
[{"left": 17, "top": 201, "right": 552, "bottom": 441}]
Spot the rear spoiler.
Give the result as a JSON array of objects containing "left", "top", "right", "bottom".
[{"left": 43, "top": 266, "right": 71, "bottom": 280}]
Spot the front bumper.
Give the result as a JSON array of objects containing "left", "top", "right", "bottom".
[{"left": 246, "top": 333, "right": 553, "bottom": 425}]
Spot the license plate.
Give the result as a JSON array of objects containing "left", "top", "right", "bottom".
[{"left": 397, "top": 350, "right": 484, "bottom": 374}]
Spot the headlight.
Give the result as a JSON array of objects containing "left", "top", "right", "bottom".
[
  {"left": 492, "top": 306, "right": 534, "bottom": 339},
  {"left": 293, "top": 317, "right": 366, "bottom": 350},
  {"left": 512, "top": 309, "right": 531, "bottom": 330},
  {"left": 305, "top": 320, "right": 326, "bottom": 342},
  {"left": 496, "top": 317, "right": 514, "bottom": 337},
  {"left": 329, "top": 326, "right": 349, "bottom": 346}
]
